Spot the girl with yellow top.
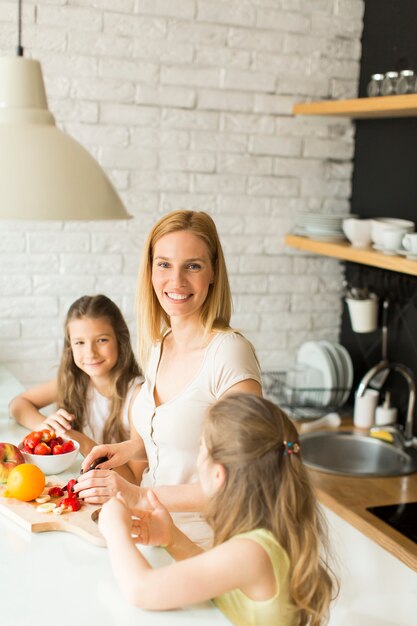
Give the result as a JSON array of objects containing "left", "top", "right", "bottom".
[{"left": 98, "top": 393, "right": 337, "bottom": 626}]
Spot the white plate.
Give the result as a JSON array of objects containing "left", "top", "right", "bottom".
[
  {"left": 333, "top": 343, "right": 354, "bottom": 405},
  {"left": 296, "top": 341, "right": 338, "bottom": 406},
  {"left": 372, "top": 244, "right": 397, "bottom": 256},
  {"left": 396, "top": 249, "right": 417, "bottom": 260},
  {"left": 298, "top": 213, "right": 350, "bottom": 224},
  {"left": 292, "top": 229, "right": 347, "bottom": 242},
  {"left": 304, "top": 226, "right": 345, "bottom": 235},
  {"left": 320, "top": 341, "right": 344, "bottom": 405}
]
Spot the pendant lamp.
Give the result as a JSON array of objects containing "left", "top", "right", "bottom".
[{"left": 0, "top": 2, "right": 131, "bottom": 220}]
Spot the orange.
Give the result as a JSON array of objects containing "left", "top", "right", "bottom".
[{"left": 7, "top": 464, "right": 46, "bottom": 502}]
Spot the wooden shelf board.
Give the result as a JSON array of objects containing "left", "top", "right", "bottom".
[
  {"left": 293, "top": 94, "right": 417, "bottom": 118},
  {"left": 285, "top": 234, "right": 417, "bottom": 276}
]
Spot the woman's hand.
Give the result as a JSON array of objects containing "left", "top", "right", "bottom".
[
  {"left": 35, "top": 408, "right": 74, "bottom": 436},
  {"left": 98, "top": 492, "right": 132, "bottom": 540},
  {"left": 81, "top": 440, "right": 140, "bottom": 473},
  {"left": 132, "top": 491, "right": 175, "bottom": 548},
  {"left": 74, "top": 469, "right": 144, "bottom": 508}
]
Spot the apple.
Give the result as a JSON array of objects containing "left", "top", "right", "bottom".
[{"left": 0, "top": 442, "right": 25, "bottom": 484}]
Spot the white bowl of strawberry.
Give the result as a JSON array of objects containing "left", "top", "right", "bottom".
[{"left": 18, "top": 429, "right": 80, "bottom": 475}]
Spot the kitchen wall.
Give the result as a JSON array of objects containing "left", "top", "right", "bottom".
[{"left": 0, "top": 0, "right": 364, "bottom": 386}]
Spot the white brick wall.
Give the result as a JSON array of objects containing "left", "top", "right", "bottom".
[{"left": 0, "top": 0, "right": 364, "bottom": 386}]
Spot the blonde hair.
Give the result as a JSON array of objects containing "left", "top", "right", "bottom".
[
  {"left": 204, "top": 393, "right": 336, "bottom": 626},
  {"left": 57, "top": 295, "right": 141, "bottom": 443},
  {"left": 136, "top": 210, "right": 232, "bottom": 369}
]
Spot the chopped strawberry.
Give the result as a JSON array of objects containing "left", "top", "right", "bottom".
[
  {"left": 66, "top": 479, "right": 77, "bottom": 494},
  {"left": 48, "top": 486, "right": 65, "bottom": 498},
  {"left": 66, "top": 498, "right": 81, "bottom": 512},
  {"left": 22, "top": 444, "right": 34, "bottom": 453},
  {"left": 60, "top": 497, "right": 81, "bottom": 512},
  {"left": 34, "top": 442, "right": 51, "bottom": 455},
  {"left": 52, "top": 444, "right": 64, "bottom": 455}
]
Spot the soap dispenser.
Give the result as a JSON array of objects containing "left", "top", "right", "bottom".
[{"left": 375, "top": 391, "right": 398, "bottom": 426}]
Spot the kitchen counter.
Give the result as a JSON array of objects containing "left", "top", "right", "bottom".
[
  {"left": 310, "top": 463, "right": 417, "bottom": 573},
  {"left": 301, "top": 415, "right": 417, "bottom": 573}
]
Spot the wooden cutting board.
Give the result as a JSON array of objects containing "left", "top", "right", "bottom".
[{"left": 0, "top": 493, "right": 106, "bottom": 547}]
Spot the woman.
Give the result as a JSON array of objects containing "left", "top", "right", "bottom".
[{"left": 76, "top": 210, "right": 262, "bottom": 542}]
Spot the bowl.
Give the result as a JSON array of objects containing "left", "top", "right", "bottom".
[
  {"left": 370, "top": 218, "right": 414, "bottom": 246},
  {"left": 342, "top": 218, "right": 373, "bottom": 248},
  {"left": 18, "top": 439, "right": 80, "bottom": 475}
]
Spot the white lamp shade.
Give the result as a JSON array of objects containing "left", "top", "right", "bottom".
[{"left": 0, "top": 56, "right": 131, "bottom": 220}]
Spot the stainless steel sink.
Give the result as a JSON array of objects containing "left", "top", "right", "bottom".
[{"left": 300, "top": 430, "right": 417, "bottom": 477}]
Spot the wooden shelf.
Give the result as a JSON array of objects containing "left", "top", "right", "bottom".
[
  {"left": 293, "top": 94, "right": 417, "bottom": 119},
  {"left": 285, "top": 234, "right": 417, "bottom": 276}
]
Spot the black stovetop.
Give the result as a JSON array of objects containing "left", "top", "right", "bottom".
[{"left": 367, "top": 501, "right": 417, "bottom": 545}]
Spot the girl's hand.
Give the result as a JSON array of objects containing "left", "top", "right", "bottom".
[
  {"left": 132, "top": 491, "right": 175, "bottom": 548},
  {"left": 35, "top": 408, "right": 74, "bottom": 436},
  {"left": 98, "top": 492, "right": 132, "bottom": 539},
  {"left": 81, "top": 440, "right": 138, "bottom": 473},
  {"left": 74, "top": 469, "right": 140, "bottom": 507}
]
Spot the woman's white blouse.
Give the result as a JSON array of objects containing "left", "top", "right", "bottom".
[{"left": 131, "top": 332, "right": 261, "bottom": 543}]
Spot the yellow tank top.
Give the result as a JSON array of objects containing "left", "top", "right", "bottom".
[{"left": 213, "top": 528, "right": 297, "bottom": 626}]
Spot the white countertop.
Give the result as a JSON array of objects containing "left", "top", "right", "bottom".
[{"left": 0, "top": 370, "right": 229, "bottom": 626}]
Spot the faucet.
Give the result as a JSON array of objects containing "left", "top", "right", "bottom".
[{"left": 356, "top": 361, "right": 416, "bottom": 447}]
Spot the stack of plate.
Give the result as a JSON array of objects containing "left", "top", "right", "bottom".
[
  {"left": 293, "top": 213, "right": 349, "bottom": 242},
  {"left": 295, "top": 341, "right": 354, "bottom": 407}
]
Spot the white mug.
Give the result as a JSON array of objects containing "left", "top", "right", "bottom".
[
  {"left": 381, "top": 228, "right": 407, "bottom": 251},
  {"left": 402, "top": 233, "right": 417, "bottom": 254}
]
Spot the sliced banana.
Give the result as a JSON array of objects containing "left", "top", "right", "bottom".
[
  {"left": 36, "top": 495, "right": 51, "bottom": 504},
  {"left": 36, "top": 502, "right": 57, "bottom": 513},
  {"left": 52, "top": 506, "right": 65, "bottom": 515}
]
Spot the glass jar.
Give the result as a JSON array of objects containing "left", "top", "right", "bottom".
[
  {"left": 367, "top": 73, "right": 384, "bottom": 97},
  {"left": 396, "top": 69, "right": 415, "bottom": 94},
  {"left": 381, "top": 71, "right": 399, "bottom": 96}
]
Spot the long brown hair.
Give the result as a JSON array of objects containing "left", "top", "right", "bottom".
[
  {"left": 136, "top": 210, "right": 232, "bottom": 369},
  {"left": 57, "top": 295, "right": 141, "bottom": 443},
  {"left": 204, "top": 394, "right": 337, "bottom": 626}
]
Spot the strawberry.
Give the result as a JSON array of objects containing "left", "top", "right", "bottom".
[
  {"left": 66, "top": 479, "right": 77, "bottom": 494},
  {"left": 62, "top": 440, "right": 75, "bottom": 453},
  {"left": 52, "top": 444, "right": 64, "bottom": 455},
  {"left": 34, "top": 442, "right": 51, "bottom": 455},
  {"left": 40, "top": 429, "right": 55, "bottom": 443},
  {"left": 22, "top": 444, "right": 33, "bottom": 453},
  {"left": 60, "top": 497, "right": 81, "bottom": 512},
  {"left": 48, "top": 486, "right": 65, "bottom": 498},
  {"left": 23, "top": 431, "right": 42, "bottom": 450},
  {"left": 66, "top": 498, "right": 81, "bottom": 512}
]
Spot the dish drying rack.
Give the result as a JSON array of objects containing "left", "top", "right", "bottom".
[{"left": 262, "top": 371, "right": 351, "bottom": 419}]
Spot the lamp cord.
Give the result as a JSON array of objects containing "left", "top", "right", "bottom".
[{"left": 17, "top": 0, "right": 23, "bottom": 56}]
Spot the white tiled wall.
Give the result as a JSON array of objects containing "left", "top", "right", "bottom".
[{"left": 0, "top": 0, "right": 364, "bottom": 386}]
